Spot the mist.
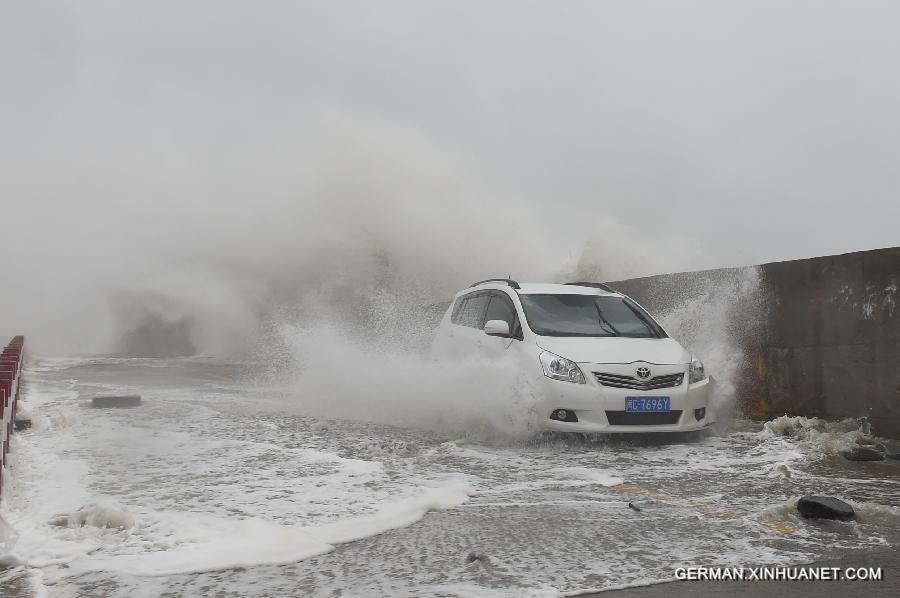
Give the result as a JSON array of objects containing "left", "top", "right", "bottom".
[{"left": 2, "top": 1, "right": 900, "bottom": 355}]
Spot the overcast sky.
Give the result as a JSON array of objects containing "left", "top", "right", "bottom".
[{"left": 2, "top": 1, "right": 900, "bottom": 352}]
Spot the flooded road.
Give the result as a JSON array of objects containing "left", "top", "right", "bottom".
[{"left": 2, "top": 356, "right": 899, "bottom": 597}]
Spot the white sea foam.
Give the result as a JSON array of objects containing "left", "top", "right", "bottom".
[
  {"left": 0, "top": 428, "right": 101, "bottom": 568},
  {"left": 760, "top": 414, "right": 873, "bottom": 454},
  {"left": 550, "top": 467, "right": 624, "bottom": 487},
  {"left": 762, "top": 414, "right": 830, "bottom": 438},
  {"left": 49, "top": 501, "right": 136, "bottom": 530},
  {"left": 0, "top": 514, "right": 18, "bottom": 556},
  {"left": 69, "top": 483, "right": 470, "bottom": 576},
  {"left": 6, "top": 366, "right": 476, "bottom": 583},
  {"left": 852, "top": 501, "right": 900, "bottom": 527}
]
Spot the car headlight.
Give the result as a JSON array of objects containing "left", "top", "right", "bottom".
[
  {"left": 689, "top": 357, "right": 706, "bottom": 384},
  {"left": 539, "top": 351, "right": 586, "bottom": 384}
]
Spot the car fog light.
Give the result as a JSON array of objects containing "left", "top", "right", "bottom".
[
  {"left": 694, "top": 407, "right": 706, "bottom": 421},
  {"left": 550, "top": 409, "right": 578, "bottom": 422}
]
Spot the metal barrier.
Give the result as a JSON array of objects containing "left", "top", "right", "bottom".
[{"left": 0, "top": 335, "right": 25, "bottom": 498}]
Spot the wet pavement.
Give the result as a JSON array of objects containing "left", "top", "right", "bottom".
[{"left": 1, "top": 357, "right": 898, "bottom": 597}]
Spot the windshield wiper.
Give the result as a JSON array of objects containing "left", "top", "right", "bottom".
[
  {"left": 594, "top": 303, "right": 621, "bottom": 336},
  {"left": 621, "top": 300, "right": 663, "bottom": 338}
]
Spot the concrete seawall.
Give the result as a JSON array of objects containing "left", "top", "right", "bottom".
[
  {"left": 611, "top": 247, "right": 900, "bottom": 439},
  {"left": 0, "top": 335, "right": 25, "bottom": 497}
]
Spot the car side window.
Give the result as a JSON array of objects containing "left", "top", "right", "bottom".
[
  {"left": 450, "top": 297, "right": 467, "bottom": 324},
  {"left": 485, "top": 292, "right": 514, "bottom": 327},
  {"left": 485, "top": 292, "right": 523, "bottom": 340},
  {"left": 453, "top": 293, "right": 489, "bottom": 328}
]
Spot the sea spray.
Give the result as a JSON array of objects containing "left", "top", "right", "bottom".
[
  {"left": 279, "top": 319, "right": 541, "bottom": 439},
  {"left": 655, "top": 267, "right": 765, "bottom": 428}
]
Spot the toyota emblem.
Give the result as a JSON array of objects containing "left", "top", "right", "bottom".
[{"left": 636, "top": 367, "right": 651, "bottom": 379}]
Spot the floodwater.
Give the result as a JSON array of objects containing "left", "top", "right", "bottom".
[{"left": 2, "top": 356, "right": 899, "bottom": 597}]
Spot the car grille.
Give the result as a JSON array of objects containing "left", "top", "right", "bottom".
[
  {"left": 605, "top": 411, "right": 683, "bottom": 426},
  {"left": 593, "top": 371, "right": 684, "bottom": 390}
]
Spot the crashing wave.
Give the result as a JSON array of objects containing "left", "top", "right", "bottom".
[{"left": 48, "top": 501, "right": 136, "bottom": 530}]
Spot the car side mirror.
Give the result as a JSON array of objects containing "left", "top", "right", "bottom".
[{"left": 483, "top": 319, "right": 511, "bottom": 337}]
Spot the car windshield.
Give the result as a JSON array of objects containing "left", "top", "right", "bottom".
[{"left": 518, "top": 294, "right": 666, "bottom": 338}]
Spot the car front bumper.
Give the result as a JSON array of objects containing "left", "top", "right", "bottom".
[{"left": 536, "top": 364, "right": 715, "bottom": 433}]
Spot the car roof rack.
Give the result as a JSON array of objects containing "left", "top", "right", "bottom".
[
  {"left": 470, "top": 278, "right": 521, "bottom": 290},
  {"left": 565, "top": 281, "right": 615, "bottom": 292}
]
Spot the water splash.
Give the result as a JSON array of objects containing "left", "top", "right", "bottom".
[{"left": 654, "top": 267, "right": 765, "bottom": 427}]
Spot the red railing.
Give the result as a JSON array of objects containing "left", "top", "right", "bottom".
[{"left": 0, "top": 335, "right": 25, "bottom": 497}]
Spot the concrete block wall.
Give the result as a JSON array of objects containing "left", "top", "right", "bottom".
[
  {"left": 611, "top": 247, "right": 900, "bottom": 438},
  {"left": 757, "top": 248, "right": 899, "bottom": 436}
]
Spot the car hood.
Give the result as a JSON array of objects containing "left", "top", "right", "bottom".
[{"left": 535, "top": 336, "right": 691, "bottom": 365}]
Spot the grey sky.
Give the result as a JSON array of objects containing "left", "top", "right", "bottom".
[{"left": 2, "top": 1, "right": 900, "bottom": 352}]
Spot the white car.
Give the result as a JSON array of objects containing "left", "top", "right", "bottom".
[{"left": 432, "top": 279, "right": 714, "bottom": 433}]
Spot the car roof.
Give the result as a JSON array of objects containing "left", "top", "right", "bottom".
[
  {"left": 518, "top": 283, "right": 619, "bottom": 296},
  {"left": 461, "top": 282, "right": 620, "bottom": 297}
]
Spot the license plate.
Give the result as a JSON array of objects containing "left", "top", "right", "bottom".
[{"left": 626, "top": 396, "right": 670, "bottom": 412}]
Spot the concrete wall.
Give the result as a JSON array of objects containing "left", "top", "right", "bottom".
[{"left": 611, "top": 247, "right": 900, "bottom": 439}]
